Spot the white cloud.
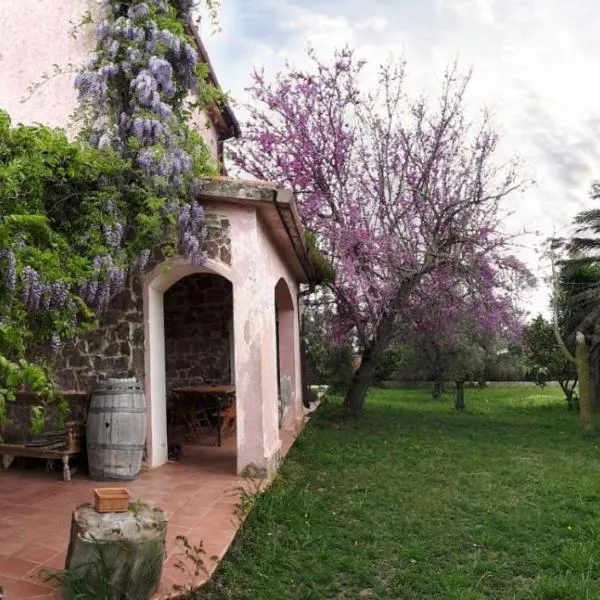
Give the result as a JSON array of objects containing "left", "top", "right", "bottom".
[
  {"left": 357, "top": 17, "right": 389, "bottom": 33},
  {"left": 435, "top": 0, "right": 497, "bottom": 24}
]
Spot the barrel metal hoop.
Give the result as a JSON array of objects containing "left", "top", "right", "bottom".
[
  {"left": 88, "top": 407, "right": 145, "bottom": 414},
  {"left": 87, "top": 443, "right": 145, "bottom": 450}
]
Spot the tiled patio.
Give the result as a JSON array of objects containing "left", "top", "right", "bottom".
[{"left": 0, "top": 429, "right": 300, "bottom": 599}]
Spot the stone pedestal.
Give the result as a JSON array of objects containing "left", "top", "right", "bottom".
[{"left": 65, "top": 503, "right": 167, "bottom": 600}]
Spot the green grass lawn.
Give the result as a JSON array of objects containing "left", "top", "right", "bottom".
[{"left": 192, "top": 387, "right": 600, "bottom": 600}]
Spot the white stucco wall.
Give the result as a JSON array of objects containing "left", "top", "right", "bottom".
[{"left": 0, "top": 0, "right": 221, "bottom": 159}]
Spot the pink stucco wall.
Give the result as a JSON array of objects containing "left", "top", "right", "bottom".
[
  {"left": 0, "top": 0, "right": 220, "bottom": 158},
  {"left": 256, "top": 216, "right": 304, "bottom": 434},
  {"left": 143, "top": 203, "right": 304, "bottom": 476},
  {"left": 0, "top": 0, "right": 98, "bottom": 133}
]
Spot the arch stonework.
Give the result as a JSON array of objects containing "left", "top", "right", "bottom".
[{"left": 50, "top": 200, "right": 304, "bottom": 479}]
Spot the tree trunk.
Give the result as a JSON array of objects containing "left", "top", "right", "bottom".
[
  {"left": 432, "top": 381, "right": 443, "bottom": 400},
  {"left": 559, "top": 378, "right": 578, "bottom": 410},
  {"left": 589, "top": 340, "right": 600, "bottom": 411},
  {"left": 343, "top": 351, "right": 379, "bottom": 416},
  {"left": 550, "top": 249, "right": 593, "bottom": 434},
  {"left": 575, "top": 332, "right": 594, "bottom": 436},
  {"left": 454, "top": 379, "right": 465, "bottom": 411}
]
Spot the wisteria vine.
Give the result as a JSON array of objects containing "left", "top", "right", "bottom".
[{"left": 75, "top": 0, "right": 224, "bottom": 273}]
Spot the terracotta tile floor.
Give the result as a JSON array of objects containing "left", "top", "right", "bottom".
[{"left": 0, "top": 427, "right": 301, "bottom": 599}]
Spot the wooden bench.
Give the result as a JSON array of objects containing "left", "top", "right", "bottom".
[{"left": 0, "top": 422, "right": 84, "bottom": 481}]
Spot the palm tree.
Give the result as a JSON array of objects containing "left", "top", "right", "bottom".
[{"left": 554, "top": 182, "right": 600, "bottom": 422}]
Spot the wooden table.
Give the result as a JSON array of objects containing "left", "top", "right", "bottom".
[
  {"left": 172, "top": 385, "right": 235, "bottom": 447},
  {"left": 0, "top": 444, "right": 80, "bottom": 481}
]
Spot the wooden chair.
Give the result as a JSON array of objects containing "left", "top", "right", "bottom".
[{"left": 219, "top": 402, "right": 236, "bottom": 438}]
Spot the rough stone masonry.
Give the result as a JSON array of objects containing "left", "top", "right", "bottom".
[{"left": 51, "top": 212, "right": 232, "bottom": 394}]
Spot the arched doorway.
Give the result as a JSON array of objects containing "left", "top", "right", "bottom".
[
  {"left": 274, "top": 278, "right": 296, "bottom": 430},
  {"left": 144, "top": 258, "right": 235, "bottom": 468}
]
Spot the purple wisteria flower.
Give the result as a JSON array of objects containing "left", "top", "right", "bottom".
[
  {"left": 50, "top": 333, "right": 62, "bottom": 353},
  {"left": 148, "top": 0, "right": 168, "bottom": 10},
  {"left": 127, "top": 3, "right": 150, "bottom": 20},
  {"left": 49, "top": 281, "right": 70, "bottom": 309},
  {"left": 189, "top": 179, "right": 203, "bottom": 199},
  {"left": 138, "top": 248, "right": 151, "bottom": 272},
  {"left": 148, "top": 56, "right": 174, "bottom": 94},
  {"left": 151, "top": 99, "right": 173, "bottom": 120},
  {"left": 109, "top": 267, "right": 126, "bottom": 295},
  {"left": 97, "top": 21, "right": 112, "bottom": 44},
  {"left": 102, "top": 222, "right": 125, "bottom": 249},
  {"left": 71, "top": 0, "right": 210, "bottom": 280},
  {"left": 181, "top": 43, "right": 198, "bottom": 68},
  {"left": 131, "top": 70, "right": 158, "bottom": 106},
  {"left": 98, "top": 132, "right": 112, "bottom": 149},
  {"left": 20, "top": 266, "right": 42, "bottom": 311}
]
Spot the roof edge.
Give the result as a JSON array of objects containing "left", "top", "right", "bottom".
[
  {"left": 197, "top": 177, "right": 314, "bottom": 283},
  {"left": 186, "top": 21, "right": 241, "bottom": 141},
  {"left": 273, "top": 190, "right": 315, "bottom": 284}
]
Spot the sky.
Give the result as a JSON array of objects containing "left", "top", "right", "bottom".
[{"left": 200, "top": 0, "right": 600, "bottom": 318}]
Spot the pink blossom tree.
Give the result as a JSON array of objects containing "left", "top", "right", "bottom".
[
  {"left": 404, "top": 266, "right": 524, "bottom": 399},
  {"left": 231, "top": 48, "right": 528, "bottom": 415}
]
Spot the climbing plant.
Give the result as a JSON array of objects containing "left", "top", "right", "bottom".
[
  {"left": 74, "top": 0, "right": 226, "bottom": 263},
  {"left": 0, "top": 114, "right": 131, "bottom": 426},
  {"left": 0, "top": 0, "right": 225, "bottom": 431}
]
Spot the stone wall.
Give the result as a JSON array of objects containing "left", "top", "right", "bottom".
[
  {"left": 50, "top": 212, "right": 231, "bottom": 394},
  {"left": 204, "top": 212, "right": 232, "bottom": 265},
  {"left": 52, "top": 275, "right": 144, "bottom": 393},
  {"left": 164, "top": 273, "right": 233, "bottom": 393}
]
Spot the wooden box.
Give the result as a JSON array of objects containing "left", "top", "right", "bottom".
[{"left": 93, "top": 487, "right": 130, "bottom": 513}]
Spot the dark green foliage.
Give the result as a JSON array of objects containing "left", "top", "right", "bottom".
[
  {"left": 302, "top": 304, "right": 354, "bottom": 393},
  {"left": 325, "top": 346, "right": 355, "bottom": 394},
  {"left": 305, "top": 231, "right": 335, "bottom": 285},
  {"left": 373, "top": 345, "right": 414, "bottom": 382},
  {"left": 0, "top": 113, "right": 134, "bottom": 425},
  {"left": 374, "top": 341, "right": 524, "bottom": 384},
  {"left": 481, "top": 341, "right": 526, "bottom": 382},
  {"left": 51, "top": 542, "right": 163, "bottom": 600},
  {"left": 560, "top": 197, "right": 600, "bottom": 412},
  {"left": 523, "top": 315, "right": 576, "bottom": 394},
  {"left": 558, "top": 262, "right": 600, "bottom": 339},
  {"left": 566, "top": 181, "right": 600, "bottom": 261},
  {"left": 306, "top": 338, "right": 354, "bottom": 394},
  {"left": 0, "top": 0, "right": 222, "bottom": 429}
]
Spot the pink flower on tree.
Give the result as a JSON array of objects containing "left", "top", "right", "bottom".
[{"left": 231, "top": 47, "right": 530, "bottom": 414}]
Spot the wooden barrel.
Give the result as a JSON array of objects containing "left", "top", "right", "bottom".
[{"left": 87, "top": 378, "right": 146, "bottom": 481}]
